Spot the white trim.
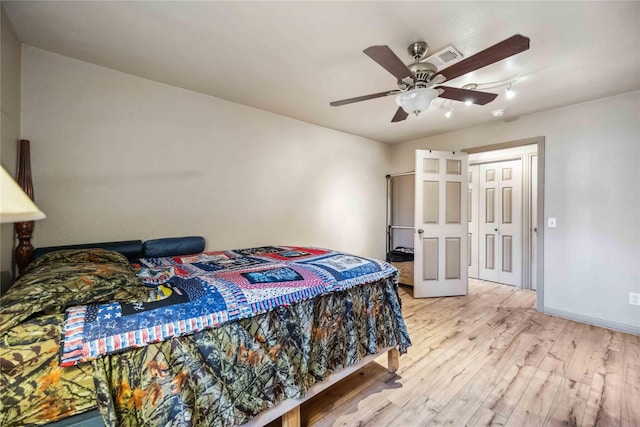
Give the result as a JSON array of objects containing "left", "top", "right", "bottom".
[
  {"left": 544, "top": 307, "right": 640, "bottom": 336},
  {"left": 536, "top": 140, "right": 545, "bottom": 312}
]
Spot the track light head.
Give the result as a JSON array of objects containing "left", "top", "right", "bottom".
[{"left": 505, "top": 83, "right": 516, "bottom": 99}]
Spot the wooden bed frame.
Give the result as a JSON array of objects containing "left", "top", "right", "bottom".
[
  {"left": 14, "top": 139, "right": 401, "bottom": 427},
  {"left": 244, "top": 348, "right": 399, "bottom": 427}
]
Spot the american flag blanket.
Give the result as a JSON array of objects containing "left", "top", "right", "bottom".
[{"left": 60, "top": 246, "right": 397, "bottom": 366}]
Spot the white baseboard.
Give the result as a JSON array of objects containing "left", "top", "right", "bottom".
[{"left": 544, "top": 306, "right": 640, "bottom": 336}]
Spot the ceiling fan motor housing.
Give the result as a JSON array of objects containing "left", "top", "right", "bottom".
[
  {"left": 400, "top": 61, "right": 439, "bottom": 89},
  {"left": 400, "top": 41, "right": 438, "bottom": 89}
]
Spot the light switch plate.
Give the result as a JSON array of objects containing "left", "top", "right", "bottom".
[{"left": 548, "top": 218, "right": 557, "bottom": 228}]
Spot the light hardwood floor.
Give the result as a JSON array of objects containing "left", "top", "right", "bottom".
[{"left": 295, "top": 279, "right": 640, "bottom": 427}]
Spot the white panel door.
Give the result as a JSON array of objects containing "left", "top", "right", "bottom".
[
  {"left": 468, "top": 165, "right": 479, "bottom": 279},
  {"left": 479, "top": 160, "right": 522, "bottom": 286},
  {"left": 414, "top": 150, "right": 468, "bottom": 298}
]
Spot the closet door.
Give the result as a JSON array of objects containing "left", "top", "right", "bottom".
[{"left": 478, "top": 160, "right": 522, "bottom": 286}]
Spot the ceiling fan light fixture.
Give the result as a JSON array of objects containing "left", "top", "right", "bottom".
[{"left": 395, "top": 88, "right": 439, "bottom": 116}]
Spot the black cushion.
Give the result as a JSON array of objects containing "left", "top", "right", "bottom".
[
  {"left": 142, "top": 236, "right": 205, "bottom": 258},
  {"left": 387, "top": 247, "right": 414, "bottom": 262},
  {"left": 34, "top": 240, "right": 143, "bottom": 261}
]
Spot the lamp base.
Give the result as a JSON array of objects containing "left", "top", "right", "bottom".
[{"left": 15, "top": 221, "right": 35, "bottom": 274}]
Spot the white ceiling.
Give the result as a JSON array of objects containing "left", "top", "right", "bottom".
[{"left": 4, "top": 1, "right": 640, "bottom": 144}]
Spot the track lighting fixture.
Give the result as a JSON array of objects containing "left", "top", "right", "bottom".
[
  {"left": 461, "top": 79, "right": 518, "bottom": 102},
  {"left": 505, "top": 83, "right": 516, "bottom": 99}
]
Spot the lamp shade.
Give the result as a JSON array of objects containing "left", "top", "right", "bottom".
[
  {"left": 0, "top": 166, "right": 46, "bottom": 223},
  {"left": 395, "top": 88, "right": 439, "bottom": 116}
]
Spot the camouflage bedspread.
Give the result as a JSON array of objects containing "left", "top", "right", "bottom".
[
  {"left": 0, "top": 249, "right": 411, "bottom": 426},
  {"left": 1, "top": 250, "right": 150, "bottom": 425}
]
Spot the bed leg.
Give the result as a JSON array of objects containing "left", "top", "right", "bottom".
[
  {"left": 281, "top": 405, "right": 300, "bottom": 427},
  {"left": 387, "top": 348, "right": 399, "bottom": 373}
]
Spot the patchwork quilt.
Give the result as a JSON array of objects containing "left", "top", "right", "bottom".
[{"left": 61, "top": 246, "right": 397, "bottom": 366}]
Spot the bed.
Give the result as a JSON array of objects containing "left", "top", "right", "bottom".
[{"left": 0, "top": 141, "right": 411, "bottom": 427}]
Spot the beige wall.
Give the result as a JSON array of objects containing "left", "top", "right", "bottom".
[
  {"left": 391, "top": 91, "right": 640, "bottom": 333},
  {"left": 1, "top": 6, "right": 22, "bottom": 289},
  {"left": 20, "top": 47, "right": 391, "bottom": 260}
]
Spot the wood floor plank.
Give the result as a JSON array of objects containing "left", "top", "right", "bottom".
[
  {"left": 539, "top": 315, "right": 583, "bottom": 375},
  {"left": 543, "top": 379, "right": 590, "bottom": 427},
  {"left": 565, "top": 324, "right": 606, "bottom": 386},
  {"left": 467, "top": 406, "right": 508, "bottom": 427},
  {"left": 390, "top": 394, "right": 442, "bottom": 426},
  {"left": 299, "top": 364, "right": 392, "bottom": 426},
  {"left": 622, "top": 342, "right": 640, "bottom": 427},
  {"left": 430, "top": 319, "right": 546, "bottom": 426},
  {"left": 314, "top": 381, "right": 399, "bottom": 427},
  {"left": 623, "top": 341, "right": 640, "bottom": 385},
  {"left": 579, "top": 325, "right": 626, "bottom": 427},
  {"left": 625, "top": 333, "right": 640, "bottom": 346},
  {"left": 390, "top": 306, "right": 532, "bottom": 408},
  {"left": 483, "top": 314, "right": 566, "bottom": 418},
  {"left": 349, "top": 398, "right": 404, "bottom": 427},
  {"left": 503, "top": 366, "right": 563, "bottom": 427},
  {"left": 296, "top": 280, "right": 639, "bottom": 427},
  {"left": 397, "top": 290, "right": 528, "bottom": 383},
  {"left": 484, "top": 363, "right": 538, "bottom": 419},
  {"left": 426, "top": 308, "right": 538, "bottom": 421}
]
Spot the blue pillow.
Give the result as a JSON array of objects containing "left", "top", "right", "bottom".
[{"left": 142, "top": 236, "right": 205, "bottom": 258}]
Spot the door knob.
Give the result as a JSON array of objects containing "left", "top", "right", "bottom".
[{"left": 418, "top": 229, "right": 424, "bottom": 234}]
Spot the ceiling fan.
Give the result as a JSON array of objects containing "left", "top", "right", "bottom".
[{"left": 330, "top": 35, "right": 530, "bottom": 122}]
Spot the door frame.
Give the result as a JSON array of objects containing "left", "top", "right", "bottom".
[
  {"left": 469, "top": 148, "right": 533, "bottom": 288},
  {"left": 474, "top": 159, "right": 524, "bottom": 286},
  {"left": 463, "top": 136, "right": 545, "bottom": 312}
]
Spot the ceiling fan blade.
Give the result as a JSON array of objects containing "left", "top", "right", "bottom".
[
  {"left": 435, "top": 86, "right": 498, "bottom": 105},
  {"left": 438, "top": 35, "right": 530, "bottom": 82},
  {"left": 363, "top": 45, "right": 415, "bottom": 81},
  {"left": 330, "top": 90, "right": 398, "bottom": 107},
  {"left": 391, "top": 107, "right": 408, "bottom": 122}
]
